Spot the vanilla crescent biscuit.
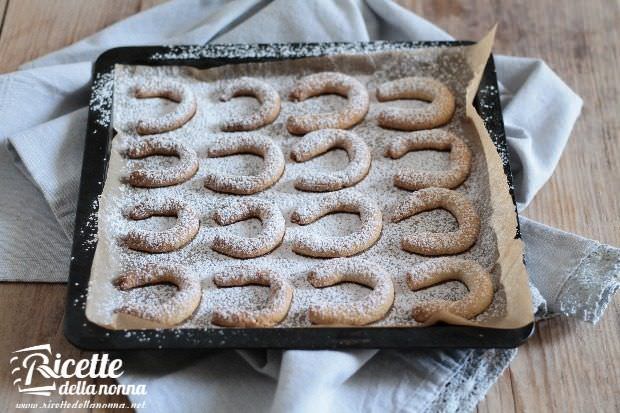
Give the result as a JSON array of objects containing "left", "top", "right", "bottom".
[
  {"left": 391, "top": 187, "right": 480, "bottom": 256},
  {"left": 290, "top": 129, "right": 372, "bottom": 192},
  {"left": 219, "top": 77, "right": 281, "bottom": 131},
  {"left": 291, "top": 191, "right": 382, "bottom": 258},
  {"left": 307, "top": 258, "right": 394, "bottom": 325},
  {"left": 376, "top": 77, "right": 455, "bottom": 131},
  {"left": 115, "top": 264, "right": 201, "bottom": 326},
  {"left": 407, "top": 258, "right": 493, "bottom": 322},
  {"left": 134, "top": 79, "right": 197, "bottom": 134},
  {"left": 385, "top": 129, "right": 471, "bottom": 190},
  {"left": 123, "top": 135, "right": 199, "bottom": 188},
  {"left": 211, "top": 266, "right": 293, "bottom": 327},
  {"left": 204, "top": 134, "right": 285, "bottom": 195},
  {"left": 122, "top": 198, "right": 200, "bottom": 253},
  {"left": 287, "top": 72, "right": 369, "bottom": 134},
  {"left": 211, "top": 198, "right": 285, "bottom": 259}
]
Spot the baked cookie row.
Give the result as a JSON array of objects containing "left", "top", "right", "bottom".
[
  {"left": 115, "top": 257, "right": 492, "bottom": 327},
  {"left": 122, "top": 127, "right": 472, "bottom": 195},
  {"left": 121, "top": 189, "right": 480, "bottom": 258},
  {"left": 131, "top": 73, "right": 455, "bottom": 135}
]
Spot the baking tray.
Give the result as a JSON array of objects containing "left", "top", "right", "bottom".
[{"left": 65, "top": 41, "right": 534, "bottom": 350}]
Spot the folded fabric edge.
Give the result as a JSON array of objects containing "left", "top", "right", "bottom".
[
  {"left": 495, "top": 56, "right": 583, "bottom": 211},
  {"left": 529, "top": 281, "right": 548, "bottom": 320},
  {"left": 556, "top": 243, "right": 620, "bottom": 323},
  {"left": 428, "top": 348, "right": 517, "bottom": 413},
  {"left": 5, "top": 107, "right": 89, "bottom": 241},
  {"left": 459, "top": 349, "right": 517, "bottom": 413},
  {"left": 5, "top": 139, "right": 76, "bottom": 240},
  {"left": 5, "top": 140, "right": 42, "bottom": 189}
]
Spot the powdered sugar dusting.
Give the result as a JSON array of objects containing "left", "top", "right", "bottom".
[
  {"left": 203, "top": 133, "right": 285, "bottom": 195},
  {"left": 290, "top": 191, "right": 383, "bottom": 258},
  {"left": 134, "top": 79, "right": 197, "bottom": 134},
  {"left": 212, "top": 198, "right": 285, "bottom": 259},
  {"left": 376, "top": 76, "right": 455, "bottom": 131},
  {"left": 122, "top": 134, "right": 199, "bottom": 187},
  {"left": 212, "top": 266, "right": 293, "bottom": 327},
  {"left": 148, "top": 42, "right": 454, "bottom": 62},
  {"left": 86, "top": 47, "right": 507, "bottom": 330},
  {"left": 219, "top": 77, "right": 280, "bottom": 131},
  {"left": 308, "top": 258, "right": 394, "bottom": 325},
  {"left": 287, "top": 72, "right": 369, "bottom": 134},
  {"left": 290, "top": 129, "right": 371, "bottom": 191},
  {"left": 90, "top": 72, "right": 114, "bottom": 127}
]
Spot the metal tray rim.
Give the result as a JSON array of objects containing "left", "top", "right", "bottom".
[{"left": 65, "top": 41, "right": 534, "bottom": 350}]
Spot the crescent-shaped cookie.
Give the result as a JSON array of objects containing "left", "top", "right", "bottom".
[
  {"left": 290, "top": 191, "right": 382, "bottom": 258},
  {"left": 407, "top": 258, "right": 494, "bottom": 322},
  {"left": 134, "top": 79, "right": 197, "bottom": 134},
  {"left": 287, "top": 72, "right": 369, "bottom": 134},
  {"left": 123, "top": 135, "right": 199, "bottom": 188},
  {"left": 115, "top": 264, "right": 201, "bottom": 326},
  {"left": 211, "top": 266, "right": 293, "bottom": 327},
  {"left": 307, "top": 258, "right": 394, "bottom": 325},
  {"left": 385, "top": 129, "right": 472, "bottom": 190},
  {"left": 391, "top": 187, "right": 480, "bottom": 256},
  {"left": 204, "top": 134, "right": 285, "bottom": 195},
  {"left": 122, "top": 198, "right": 200, "bottom": 253},
  {"left": 376, "top": 76, "right": 455, "bottom": 131},
  {"left": 290, "top": 129, "right": 372, "bottom": 192},
  {"left": 211, "top": 198, "right": 285, "bottom": 259},
  {"left": 219, "top": 77, "right": 281, "bottom": 131}
]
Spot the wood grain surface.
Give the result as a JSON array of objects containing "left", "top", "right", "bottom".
[{"left": 0, "top": 1, "right": 618, "bottom": 412}]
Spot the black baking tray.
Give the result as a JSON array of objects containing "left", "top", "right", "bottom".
[{"left": 65, "top": 41, "right": 534, "bottom": 350}]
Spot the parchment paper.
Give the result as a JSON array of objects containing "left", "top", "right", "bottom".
[{"left": 86, "top": 29, "right": 534, "bottom": 330}]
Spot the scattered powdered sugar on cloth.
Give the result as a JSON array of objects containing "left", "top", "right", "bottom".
[{"left": 86, "top": 48, "right": 507, "bottom": 329}]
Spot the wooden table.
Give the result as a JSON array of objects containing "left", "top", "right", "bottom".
[{"left": 0, "top": 1, "right": 618, "bottom": 412}]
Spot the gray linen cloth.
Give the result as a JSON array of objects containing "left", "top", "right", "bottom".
[{"left": 1, "top": 1, "right": 618, "bottom": 412}]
